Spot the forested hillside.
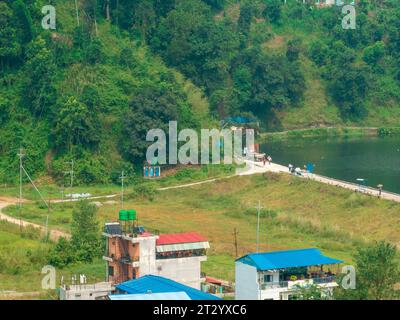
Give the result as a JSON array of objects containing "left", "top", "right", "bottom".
[{"left": 1, "top": 0, "right": 399, "bottom": 184}]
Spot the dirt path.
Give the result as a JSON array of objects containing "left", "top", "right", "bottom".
[
  {"left": 0, "top": 196, "right": 70, "bottom": 241},
  {"left": 0, "top": 291, "right": 42, "bottom": 300}
]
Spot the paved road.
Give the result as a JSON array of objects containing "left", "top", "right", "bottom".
[{"left": 243, "top": 160, "right": 400, "bottom": 203}]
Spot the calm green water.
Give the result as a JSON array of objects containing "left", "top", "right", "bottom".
[{"left": 261, "top": 136, "right": 400, "bottom": 194}]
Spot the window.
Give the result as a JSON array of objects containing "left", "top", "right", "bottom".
[
  {"left": 108, "top": 266, "right": 114, "bottom": 276},
  {"left": 264, "top": 274, "right": 273, "bottom": 283}
]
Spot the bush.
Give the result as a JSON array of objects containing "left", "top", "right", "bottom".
[
  {"left": 129, "top": 183, "right": 158, "bottom": 201},
  {"left": 243, "top": 208, "right": 278, "bottom": 219},
  {"left": 47, "top": 237, "right": 75, "bottom": 268},
  {"left": 378, "top": 127, "right": 400, "bottom": 136},
  {"left": 20, "top": 225, "right": 41, "bottom": 240}
]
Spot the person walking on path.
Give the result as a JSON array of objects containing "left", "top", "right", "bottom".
[
  {"left": 263, "top": 156, "right": 266, "bottom": 166},
  {"left": 267, "top": 155, "right": 272, "bottom": 165}
]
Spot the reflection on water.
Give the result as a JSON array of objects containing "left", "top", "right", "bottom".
[{"left": 260, "top": 136, "right": 400, "bottom": 194}]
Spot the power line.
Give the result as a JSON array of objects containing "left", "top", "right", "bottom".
[
  {"left": 21, "top": 165, "right": 49, "bottom": 209},
  {"left": 16, "top": 148, "right": 50, "bottom": 235}
]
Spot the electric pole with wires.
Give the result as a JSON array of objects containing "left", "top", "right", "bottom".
[
  {"left": 233, "top": 228, "right": 239, "bottom": 258},
  {"left": 255, "top": 200, "right": 264, "bottom": 253},
  {"left": 17, "top": 148, "right": 25, "bottom": 232},
  {"left": 120, "top": 170, "right": 127, "bottom": 209},
  {"left": 65, "top": 160, "right": 74, "bottom": 189}
]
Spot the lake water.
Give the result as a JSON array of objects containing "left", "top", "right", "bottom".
[{"left": 260, "top": 136, "right": 400, "bottom": 194}]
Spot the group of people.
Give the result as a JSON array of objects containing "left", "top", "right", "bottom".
[
  {"left": 262, "top": 155, "right": 272, "bottom": 166},
  {"left": 288, "top": 163, "right": 315, "bottom": 176}
]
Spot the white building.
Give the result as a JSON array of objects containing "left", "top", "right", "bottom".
[
  {"left": 59, "top": 282, "right": 114, "bottom": 300},
  {"left": 103, "top": 221, "right": 209, "bottom": 290},
  {"left": 235, "top": 248, "right": 342, "bottom": 300}
]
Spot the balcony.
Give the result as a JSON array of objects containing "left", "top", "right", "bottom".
[
  {"left": 156, "top": 249, "right": 206, "bottom": 260},
  {"left": 260, "top": 276, "right": 337, "bottom": 290}
]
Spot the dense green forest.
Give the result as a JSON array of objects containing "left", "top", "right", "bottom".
[{"left": 1, "top": 0, "right": 400, "bottom": 184}]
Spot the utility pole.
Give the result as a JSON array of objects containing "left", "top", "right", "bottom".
[
  {"left": 65, "top": 160, "right": 74, "bottom": 189},
  {"left": 45, "top": 215, "right": 49, "bottom": 241},
  {"left": 255, "top": 200, "right": 263, "bottom": 253},
  {"left": 120, "top": 171, "right": 127, "bottom": 209},
  {"left": 233, "top": 228, "right": 239, "bottom": 258},
  {"left": 61, "top": 183, "right": 64, "bottom": 210},
  {"left": 17, "top": 148, "right": 25, "bottom": 233}
]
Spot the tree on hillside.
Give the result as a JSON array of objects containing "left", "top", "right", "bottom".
[
  {"left": 202, "top": 0, "right": 225, "bottom": 10},
  {"left": 71, "top": 201, "right": 101, "bottom": 247},
  {"left": 327, "top": 62, "right": 368, "bottom": 120},
  {"left": 309, "top": 40, "right": 329, "bottom": 67},
  {"left": 0, "top": 2, "right": 21, "bottom": 71},
  {"left": 22, "top": 37, "right": 57, "bottom": 117},
  {"left": 286, "top": 38, "right": 302, "bottom": 62},
  {"left": 151, "top": 0, "right": 240, "bottom": 92},
  {"left": 335, "top": 241, "right": 400, "bottom": 300},
  {"left": 120, "top": 83, "right": 181, "bottom": 164},
  {"left": 53, "top": 96, "right": 101, "bottom": 153},
  {"left": 12, "top": 0, "right": 33, "bottom": 45},
  {"left": 233, "top": 47, "right": 305, "bottom": 117},
  {"left": 262, "top": 0, "right": 282, "bottom": 24},
  {"left": 237, "top": 1, "right": 257, "bottom": 39},
  {"left": 363, "top": 41, "right": 385, "bottom": 67},
  {"left": 133, "top": 0, "right": 156, "bottom": 42},
  {"left": 49, "top": 201, "right": 102, "bottom": 267},
  {"left": 86, "top": 38, "right": 104, "bottom": 64}
]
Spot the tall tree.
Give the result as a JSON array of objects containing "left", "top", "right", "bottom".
[
  {"left": 54, "top": 96, "right": 101, "bottom": 153},
  {"left": 0, "top": 2, "right": 20, "bottom": 70},
  {"left": 12, "top": 0, "right": 33, "bottom": 45},
  {"left": 22, "top": 37, "right": 57, "bottom": 117},
  {"left": 335, "top": 241, "right": 400, "bottom": 300}
]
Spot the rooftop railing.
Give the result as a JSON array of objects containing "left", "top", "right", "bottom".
[{"left": 260, "top": 276, "right": 337, "bottom": 290}]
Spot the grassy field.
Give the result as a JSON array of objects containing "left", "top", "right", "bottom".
[
  {"left": 0, "top": 220, "right": 105, "bottom": 295},
  {"left": 0, "top": 164, "right": 236, "bottom": 201},
  {"left": 3, "top": 172, "right": 400, "bottom": 284}
]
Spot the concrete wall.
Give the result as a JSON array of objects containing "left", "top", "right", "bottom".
[
  {"left": 235, "top": 262, "right": 259, "bottom": 300},
  {"left": 59, "top": 283, "right": 113, "bottom": 300},
  {"left": 156, "top": 256, "right": 206, "bottom": 289},
  {"left": 137, "top": 236, "right": 158, "bottom": 276}
]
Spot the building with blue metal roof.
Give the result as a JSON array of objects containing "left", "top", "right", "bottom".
[
  {"left": 235, "top": 248, "right": 343, "bottom": 300},
  {"left": 237, "top": 248, "right": 343, "bottom": 271},
  {"left": 113, "top": 275, "right": 221, "bottom": 300},
  {"left": 109, "top": 292, "right": 191, "bottom": 300}
]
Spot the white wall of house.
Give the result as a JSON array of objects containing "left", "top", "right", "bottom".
[
  {"left": 235, "top": 262, "right": 259, "bottom": 300},
  {"left": 137, "top": 236, "right": 158, "bottom": 276},
  {"left": 156, "top": 256, "right": 206, "bottom": 289}
]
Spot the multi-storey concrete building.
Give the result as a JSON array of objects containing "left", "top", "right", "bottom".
[{"left": 102, "top": 212, "right": 209, "bottom": 290}]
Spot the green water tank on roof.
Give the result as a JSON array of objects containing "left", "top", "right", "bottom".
[
  {"left": 127, "top": 209, "right": 136, "bottom": 221},
  {"left": 119, "top": 210, "right": 128, "bottom": 221}
]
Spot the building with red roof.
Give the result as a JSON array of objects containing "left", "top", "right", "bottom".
[{"left": 103, "top": 216, "right": 210, "bottom": 290}]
